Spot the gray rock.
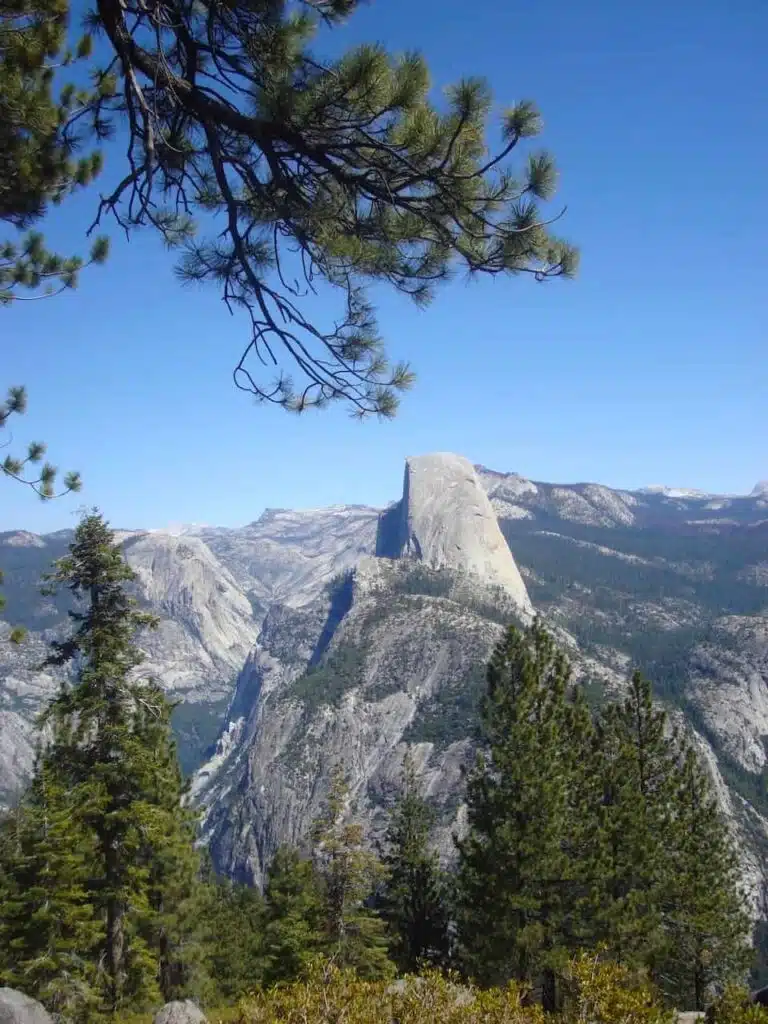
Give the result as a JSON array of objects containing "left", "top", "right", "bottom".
[
  {"left": 0, "top": 988, "right": 53, "bottom": 1024},
  {"left": 153, "top": 1000, "right": 207, "bottom": 1024},
  {"left": 382, "top": 453, "right": 533, "bottom": 616}
]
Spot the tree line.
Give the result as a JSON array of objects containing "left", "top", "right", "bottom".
[{"left": 0, "top": 512, "right": 753, "bottom": 1020}]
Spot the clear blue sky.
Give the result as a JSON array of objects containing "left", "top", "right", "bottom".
[{"left": 3, "top": 0, "right": 766, "bottom": 533}]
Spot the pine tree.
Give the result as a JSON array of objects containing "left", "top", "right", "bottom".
[
  {"left": 311, "top": 767, "right": 393, "bottom": 979},
  {"left": 0, "top": 761, "right": 104, "bottom": 1020},
  {"left": 655, "top": 744, "right": 751, "bottom": 1009},
  {"left": 199, "top": 871, "right": 265, "bottom": 999},
  {"left": 589, "top": 671, "right": 681, "bottom": 973},
  {"left": 0, "top": 511, "right": 205, "bottom": 1017},
  {"left": 455, "top": 620, "right": 573, "bottom": 1009},
  {"left": 4, "top": 0, "right": 577, "bottom": 414},
  {"left": 558, "top": 683, "right": 603, "bottom": 956},
  {"left": 1, "top": 0, "right": 108, "bottom": 303},
  {"left": 261, "top": 845, "right": 323, "bottom": 986},
  {"left": 379, "top": 753, "right": 451, "bottom": 973},
  {"left": 130, "top": 683, "right": 207, "bottom": 1003}
]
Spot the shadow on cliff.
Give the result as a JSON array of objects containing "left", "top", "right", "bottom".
[{"left": 309, "top": 570, "right": 356, "bottom": 668}]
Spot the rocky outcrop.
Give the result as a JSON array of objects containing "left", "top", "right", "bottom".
[
  {"left": 686, "top": 615, "right": 768, "bottom": 773},
  {"left": 0, "top": 989, "right": 52, "bottom": 1024},
  {"left": 153, "top": 1001, "right": 207, "bottom": 1024},
  {"left": 0, "top": 711, "right": 36, "bottom": 807},
  {"left": 194, "top": 505, "right": 380, "bottom": 610},
  {"left": 377, "top": 454, "right": 532, "bottom": 617},
  {"left": 198, "top": 557, "right": 516, "bottom": 885},
  {"left": 125, "top": 532, "right": 259, "bottom": 703}
]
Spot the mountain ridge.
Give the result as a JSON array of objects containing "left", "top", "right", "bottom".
[{"left": 2, "top": 453, "right": 768, "bottom": 908}]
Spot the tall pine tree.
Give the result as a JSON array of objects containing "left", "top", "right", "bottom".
[
  {"left": 455, "top": 620, "right": 574, "bottom": 1009},
  {"left": 0, "top": 511, "right": 204, "bottom": 1017},
  {"left": 311, "top": 767, "right": 393, "bottom": 980},
  {"left": 379, "top": 753, "right": 451, "bottom": 973},
  {"left": 656, "top": 744, "right": 751, "bottom": 1009},
  {"left": 0, "top": 761, "right": 103, "bottom": 1020},
  {"left": 588, "top": 672, "right": 681, "bottom": 973},
  {"left": 261, "top": 845, "right": 323, "bottom": 986}
]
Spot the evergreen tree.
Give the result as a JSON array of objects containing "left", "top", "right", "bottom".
[
  {"left": 589, "top": 671, "right": 681, "bottom": 973},
  {"left": 0, "top": 762, "right": 103, "bottom": 1021},
  {"left": 200, "top": 872, "right": 265, "bottom": 999},
  {"left": 4, "top": 0, "right": 576, "bottom": 414},
  {"left": 1, "top": 0, "right": 108, "bottom": 303},
  {"left": 131, "top": 683, "right": 208, "bottom": 1002},
  {"left": 311, "top": 767, "right": 393, "bottom": 979},
  {"left": 656, "top": 744, "right": 751, "bottom": 1009},
  {"left": 262, "top": 845, "right": 323, "bottom": 986},
  {"left": 455, "top": 620, "right": 574, "bottom": 1009},
  {"left": 558, "top": 683, "right": 604, "bottom": 956},
  {"left": 0, "top": 511, "right": 204, "bottom": 1017},
  {"left": 379, "top": 753, "right": 451, "bottom": 973}
]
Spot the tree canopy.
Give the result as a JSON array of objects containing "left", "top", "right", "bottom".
[
  {"left": 0, "top": 0, "right": 108, "bottom": 302},
  {"left": 2, "top": 0, "right": 578, "bottom": 416}
]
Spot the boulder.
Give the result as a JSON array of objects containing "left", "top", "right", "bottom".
[
  {"left": 0, "top": 989, "right": 53, "bottom": 1024},
  {"left": 153, "top": 1000, "right": 208, "bottom": 1024}
]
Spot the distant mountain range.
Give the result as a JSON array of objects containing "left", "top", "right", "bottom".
[{"left": 2, "top": 455, "right": 767, "bottom": 908}]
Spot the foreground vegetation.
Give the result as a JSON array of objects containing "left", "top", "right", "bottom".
[
  {"left": 113, "top": 960, "right": 768, "bottom": 1024},
  {"left": 0, "top": 513, "right": 758, "bottom": 1021}
]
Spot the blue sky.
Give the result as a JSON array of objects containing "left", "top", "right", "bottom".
[{"left": 3, "top": 0, "right": 766, "bottom": 533}]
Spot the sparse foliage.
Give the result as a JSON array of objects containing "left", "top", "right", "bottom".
[
  {"left": 311, "top": 766, "right": 393, "bottom": 978},
  {"left": 1, "top": 0, "right": 109, "bottom": 302},
  {"left": 4, "top": 0, "right": 577, "bottom": 415},
  {"left": 0, "top": 385, "right": 81, "bottom": 498}
]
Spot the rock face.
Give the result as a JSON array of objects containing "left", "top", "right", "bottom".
[
  {"left": 193, "top": 505, "right": 380, "bottom": 611},
  {"left": 196, "top": 554, "right": 533, "bottom": 886},
  {"left": 686, "top": 616, "right": 768, "bottom": 773},
  {"left": 378, "top": 454, "right": 532, "bottom": 617},
  {"left": 153, "top": 1001, "right": 207, "bottom": 1024},
  {"left": 0, "top": 989, "right": 53, "bottom": 1024},
  {"left": 123, "top": 531, "right": 259, "bottom": 704}
]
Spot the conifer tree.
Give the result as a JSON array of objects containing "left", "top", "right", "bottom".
[
  {"left": 1, "top": 0, "right": 108, "bottom": 303},
  {"left": 131, "top": 683, "right": 207, "bottom": 1002},
  {"left": 655, "top": 744, "right": 751, "bottom": 1009},
  {"left": 311, "top": 767, "right": 393, "bottom": 979},
  {"left": 379, "top": 753, "right": 451, "bottom": 973},
  {"left": 0, "top": 761, "right": 103, "bottom": 1021},
  {"left": 589, "top": 671, "right": 681, "bottom": 972},
  {"left": 261, "top": 845, "right": 323, "bottom": 986},
  {"left": 558, "top": 683, "right": 604, "bottom": 955},
  {"left": 4, "top": 0, "right": 577, "bottom": 414},
  {"left": 0, "top": 511, "right": 204, "bottom": 1017},
  {"left": 200, "top": 872, "right": 265, "bottom": 999},
  {"left": 455, "top": 620, "right": 573, "bottom": 1009}
]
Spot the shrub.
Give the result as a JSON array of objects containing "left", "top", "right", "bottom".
[{"left": 561, "top": 954, "right": 674, "bottom": 1024}]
